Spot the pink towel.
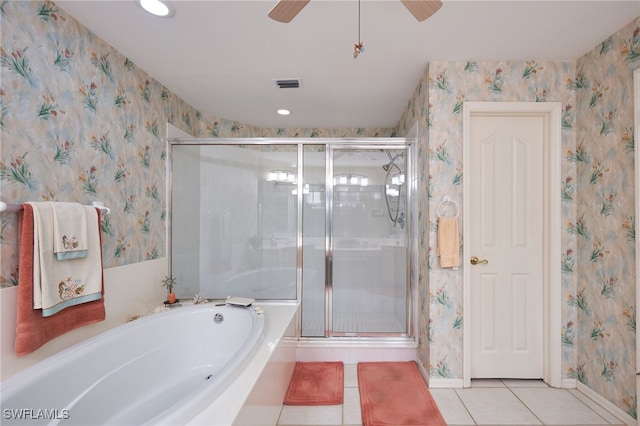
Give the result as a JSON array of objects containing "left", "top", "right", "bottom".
[{"left": 15, "top": 204, "right": 105, "bottom": 356}]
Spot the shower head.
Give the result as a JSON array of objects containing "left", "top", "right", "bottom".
[{"left": 382, "top": 153, "right": 403, "bottom": 172}]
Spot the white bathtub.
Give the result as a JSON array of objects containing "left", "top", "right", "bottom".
[{"left": 0, "top": 304, "right": 265, "bottom": 425}]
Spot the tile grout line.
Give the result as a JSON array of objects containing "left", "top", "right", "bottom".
[
  {"left": 452, "top": 387, "right": 480, "bottom": 425},
  {"left": 563, "top": 388, "right": 617, "bottom": 425},
  {"left": 502, "top": 380, "right": 611, "bottom": 426},
  {"left": 503, "top": 380, "right": 546, "bottom": 426}
]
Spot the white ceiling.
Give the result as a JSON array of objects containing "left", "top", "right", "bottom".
[{"left": 57, "top": 1, "right": 639, "bottom": 129}]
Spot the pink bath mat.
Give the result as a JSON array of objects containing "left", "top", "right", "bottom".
[
  {"left": 358, "top": 361, "right": 446, "bottom": 425},
  {"left": 284, "top": 361, "right": 344, "bottom": 405}
]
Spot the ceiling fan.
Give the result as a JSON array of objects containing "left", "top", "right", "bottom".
[{"left": 268, "top": 0, "right": 443, "bottom": 23}]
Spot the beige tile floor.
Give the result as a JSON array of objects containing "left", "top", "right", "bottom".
[{"left": 277, "top": 365, "right": 628, "bottom": 426}]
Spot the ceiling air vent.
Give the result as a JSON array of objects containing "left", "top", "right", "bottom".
[{"left": 275, "top": 79, "right": 301, "bottom": 89}]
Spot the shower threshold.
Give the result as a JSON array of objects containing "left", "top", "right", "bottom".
[
  {"left": 296, "top": 336, "right": 418, "bottom": 364},
  {"left": 298, "top": 336, "right": 416, "bottom": 346}
]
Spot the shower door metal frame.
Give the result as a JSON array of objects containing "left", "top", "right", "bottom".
[
  {"left": 168, "top": 137, "right": 416, "bottom": 340},
  {"left": 324, "top": 143, "right": 415, "bottom": 339}
]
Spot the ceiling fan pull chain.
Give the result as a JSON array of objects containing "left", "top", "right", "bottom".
[{"left": 353, "top": 0, "right": 365, "bottom": 59}]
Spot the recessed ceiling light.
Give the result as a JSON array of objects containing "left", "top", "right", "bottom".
[
  {"left": 277, "top": 109, "right": 291, "bottom": 116},
  {"left": 138, "top": 0, "right": 174, "bottom": 17}
]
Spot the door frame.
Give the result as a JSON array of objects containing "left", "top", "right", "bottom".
[
  {"left": 633, "top": 68, "right": 639, "bottom": 402},
  {"left": 462, "top": 102, "right": 562, "bottom": 388}
]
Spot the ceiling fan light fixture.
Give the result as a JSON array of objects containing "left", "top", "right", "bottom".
[{"left": 138, "top": 0, "right": 174, "bottom": 17}]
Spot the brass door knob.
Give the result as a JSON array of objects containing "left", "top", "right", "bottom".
[{"left": 470, "top": 256, "right": 488, "bottom": 265}]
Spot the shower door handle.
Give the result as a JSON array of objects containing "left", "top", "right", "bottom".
[{"left": 470, "top": 256, "right": 488, "bottom": 265}]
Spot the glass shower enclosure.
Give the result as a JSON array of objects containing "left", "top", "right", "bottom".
[{"left": 170, "top": 139, "right": 415, "bottom": 339}]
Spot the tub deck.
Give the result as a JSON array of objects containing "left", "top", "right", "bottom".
[{"left": 188, "top": 302, "right": 299, "bottom": 426}]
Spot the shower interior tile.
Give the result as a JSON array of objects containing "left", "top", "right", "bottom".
[
  {"left": 277, "top": 405, "right": 343, "bottom": 425},
  {"left": 429, "top": 389, "right": 475, "bottom": 425},
  {"left": 455, "top": 388, "right": 541, "bottom": 425},
  {"left": 510, "top": 388, "right": 610, "bottom": 425}
]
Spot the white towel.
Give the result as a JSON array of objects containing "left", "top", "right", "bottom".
[
  {"left": 29, "top": 202, "right": 103, "bottom": 317},
  {"left": 51, "top": 202, "right": 88, "bottom": 260}
]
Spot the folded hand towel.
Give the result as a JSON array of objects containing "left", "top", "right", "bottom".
[
  {"left": 438, "top": 216, "right": 459, "bottom": 268},
  {"left": 51, "top": 202, "right": 87, "bottom": 260},
  {"left": 29, "top": 202, "right": 103, "bottom": 317},
  {"left": 15, "top": 204, "right": 105, "bottom": 356}
]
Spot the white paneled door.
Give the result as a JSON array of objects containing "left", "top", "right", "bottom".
[{"left": 468, "top": 114, "right": 544, "bottom": 379}]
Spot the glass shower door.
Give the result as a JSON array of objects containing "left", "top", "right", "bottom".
[
  {"left": 330, "top": 148, "right": 408, "bottom": 335},
  {"left": 171, "top": 139, "right": 414, "bottom": 339},
  {"left": 171, "top": 144, "right": 298, "bottom": 301}
]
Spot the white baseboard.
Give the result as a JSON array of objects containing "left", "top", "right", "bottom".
[
  {"left": 561, "top": 378, "right": 577, "bottom": 388},
  {"left": 576, "top": 382, "right": 636, "bottom": 426},
  {"left": 416, "top": 360, "right": 429, "bottom": 383},
  {"left": 385, "top": 361, "right": 462, "bottom": 390},
  {"left": 428, "top": 378, "right": 465, "bottom": 388}
]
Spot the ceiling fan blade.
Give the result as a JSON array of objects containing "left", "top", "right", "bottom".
[
  {"left": 268, "top": 0, "right": 311, "bottom": 23},
  {"left": 400, "top": 0, "right": 443, "bottom": 21}
]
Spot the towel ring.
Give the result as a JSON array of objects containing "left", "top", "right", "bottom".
[{"left": 437, "top": 196, "right": 459, "bottom": 218}]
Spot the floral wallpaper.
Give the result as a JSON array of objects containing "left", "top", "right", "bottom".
[
  {"left": 0, "top": 0, "right": 198, "bottom": 284},
  {"left": 395, "top": 17, "right": 638, "bottom": 418},
  {"left": 574, "top": 18, "right": 639, "bottom": 418},
  {"left": 1, "top": 0, "right": 637, "bottom": 418},
  {"left": 396, "top": 66, "right": 431, "bottom": 370},
  {"left": 428, "top": 58, "right": 578, "bottom": 381},
  {"left": 0, "top": 1, "right": 391, "bottom": 287}
]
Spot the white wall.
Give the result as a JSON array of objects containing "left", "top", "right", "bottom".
[{"left": 0, "top": 258, "right": 167, "bottom": 380}]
